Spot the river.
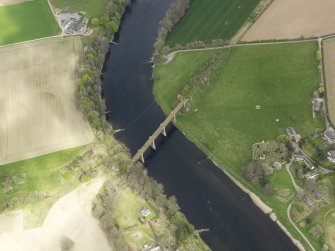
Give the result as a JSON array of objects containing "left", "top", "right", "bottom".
[{"left": 102, "top": 0, "right": 300, "bottom": 250}]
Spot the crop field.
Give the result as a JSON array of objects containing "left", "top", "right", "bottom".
[
  {"left": 242, "top": 0, "right": 335, "bottom": 42},
  {"left": 154, "top": 42, "right": 320, "bottom": 174},
  {"left": 323, "top": 38, "right": 335, "bottom": 126},
  {"left": 0, "top": 36, "right": 94, "bottom": 165},
  {"left": 0, "top": 0, "right": 60, "bottom": 45},
  {"left": 50, "top": 0, "right": 111, "bottom": 17},
  {"left": 0, "top": 0, "right": 29, "bottom": 6},
  {"left": 165, "top": 0, "right": 261, "bottom": 46}
]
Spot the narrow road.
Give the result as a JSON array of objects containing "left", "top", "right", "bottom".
[
  {"left": 286, "top": 164, "right": 302, "bottom": 192},
  {"left": 287, "top": 203, "right": 316, "bottom": 251},
  {"left": 165, "top": 34, "right": 335, "bottom": 64}
]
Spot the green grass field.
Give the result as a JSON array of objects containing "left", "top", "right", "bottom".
[
  {"left": 154, "top": 41, "right": 321, "bottom": 251},
  {"left": 154, "top": 41, "right": 320, "bottom": 175},
  {"left": 0, "top": 0, "right": 60, "bottom": 46},
  {"left": 165, "top": 0, "right": 260, "bottom": 46},
  {"left": 50, "top": 0, "right": 111, "bottom": 17},
  {"left": 0, "top": 147, "right": 84, "bottom": 211}
]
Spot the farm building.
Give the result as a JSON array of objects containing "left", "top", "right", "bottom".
[
  {"left": 285, "top": 127, "right": 301, "bottom": 142},
  {"left": 324, "top": 127, "right": 335, "bottom": 144},
  {"left": 60, "top": 13, "right": 81, "bottom": 25},
  {"left": 58, "top": 12, "right": 89, "bottom": 35},
  {"left": 327, "top": 150, "right": 335, "bottom": 163}
]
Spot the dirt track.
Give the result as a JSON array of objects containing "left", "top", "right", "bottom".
[
  {"left": 0, "top": 36, "right": 94, "bottom": 164},
  {"left": 242, "top": 0, "right": 335, "bottom": 41}
]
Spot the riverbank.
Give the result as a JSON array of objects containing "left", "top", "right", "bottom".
[{"left": 211, "top": 159, "right": 306, "bottom": 251}]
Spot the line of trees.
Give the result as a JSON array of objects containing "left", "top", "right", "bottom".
[
  {"left": 76, "top": 0, "right": 130, "bottom": 133},
  {"left": 90, "top": 0, "right": 129, "bottom": 37},
  {"left": 154, "top": 0, "right": 190, "bottom": 62}
]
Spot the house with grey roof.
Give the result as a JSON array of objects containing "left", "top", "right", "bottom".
[
  {"left": 327, "top": 150, "right": 335, "bottom": 163},
  {"left": 293, "top": 151, "right": 304, "bottom": 162},
  {"left": 303, "top": 156, "right": 315, "bottom": 170},
  {"left": 285, "top": 127, "right": 301, "bottom": 142},
  {"left": 324, "top": 127, "right": 335, "bottom": 144}
]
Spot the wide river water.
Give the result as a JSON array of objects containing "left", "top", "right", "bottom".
[{"left": 102, "top": 0, "right": 300, "bottom": 250}]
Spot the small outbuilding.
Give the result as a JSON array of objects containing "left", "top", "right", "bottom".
[
  {"left": 140, "top": 208, "right": 151, "bottom": 218},
  {"left": 305, "top": 172, "right": 319, "bottom": 180}
]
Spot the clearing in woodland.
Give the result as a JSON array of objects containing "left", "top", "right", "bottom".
[
  {"left": 0, "top": 36, "right": 94, "bottom": 165},
  {"left": 165, "top": 0, "right": 260, "bottom": 46},
  {"left": 242, "top": 0, "right": 335, "bottom": 42},
  {"left": 323, "top": 38, "right": 335, "bottom": 126},
  {"left": 0, "top": 0, "right": 60, "bottom": 45}
]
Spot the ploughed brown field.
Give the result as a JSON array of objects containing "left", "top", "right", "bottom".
[
  {"left": 242, "top": 0, "right": 335, "bottom": 41},
  {"left": 0, "top": 36, "right": 94, "bottom": 165}
]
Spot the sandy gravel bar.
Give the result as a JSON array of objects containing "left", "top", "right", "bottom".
[
  {"left": 0, "top": 36, "right": 94, "bottom": 165},
  {"left": 242, "top": 0, "right": 335, "bottom": 41},
  {"left": 323, "top": 38, "right": 335, "bottom": 126}
]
